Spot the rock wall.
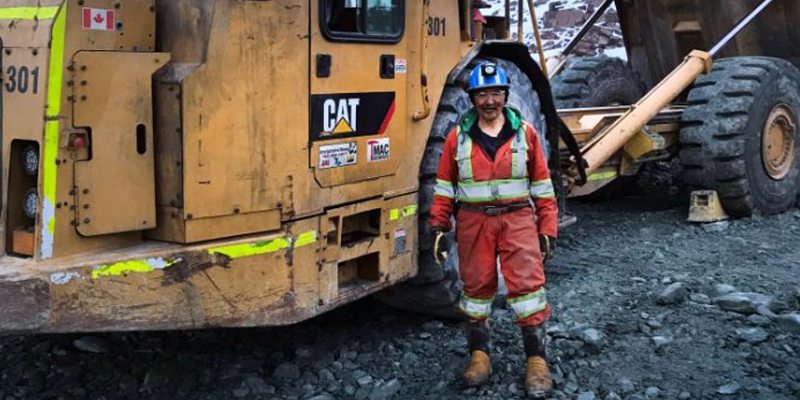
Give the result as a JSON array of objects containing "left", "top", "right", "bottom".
[{"left": 484, "top": 0, "right": 625, "bottom": 58}]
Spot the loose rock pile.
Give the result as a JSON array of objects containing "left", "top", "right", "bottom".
[{"left": 539, "top": 0, "right": 623, "bottom": 56}]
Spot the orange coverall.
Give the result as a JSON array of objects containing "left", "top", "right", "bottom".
[{"left": 429, "top": 107, "right": 557, "bottom": 326}]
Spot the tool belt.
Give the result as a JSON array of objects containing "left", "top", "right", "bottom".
[{"left": 460, "top": 202, "right": 531, "bottom": 216}]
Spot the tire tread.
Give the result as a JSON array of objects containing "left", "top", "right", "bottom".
[{"left": 678, "top": 56, "right": 800, "bottom": 216}]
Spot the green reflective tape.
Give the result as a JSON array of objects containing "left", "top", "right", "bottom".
[
  {"left": 456, "top": 179, "right": 530, "bottom": 203},
  {"left": 510, "top": 128, "right": 529, "bottom": 179},
  {"left": 0, "top": 6, "right": 59, "bottom": 20},
  {"left": 456, "top": 131, "right": 474, "bottom": 182},
  {"left": 208, "top": 230, "right": 317, "bottom": 259},
  {"left": 530, "top": 179, "right": 555, "bottom": 199},
  {"left": 401, "top": 205, "right": 417, "bottom": 217},
  {"left": 588, "top": 171, "right": 618, "bottom": 182},
  {"left": 92, "top": 257, "right": 177, "bottom": 279},
  {"left": 294, "top": 230, "right": 318, "bottom": 247},
  {"left": 511, "top": 298, "right": 547, "bottom": 319},
  {"left": 530, "top": 179, "right": 552, "bottom": 187},
  {"left": 39, "top": 3, "right": 66, "bottom": 259},
  {"left": 459, "top": 294, "right": 494, "bottom": 318},
  {"left": 46, "top": 4, "right": 66, "bottom": 118},
  {"left": 457, "top": 192, "right": 529, "bottom": 203},
  {"left": 507, "top": 288, "right": 544, "bottom": 304},
  {"left": 434, "top": 179, "right": 455, "bottom": 199},
  {"left": 462, "top": 295, "right": 493, "bottom": 304},
  {"left": 209, "top": 238, "right": 289, "bottom": 258},
  {"left": 390, "top": 204, "right": 418, "bottom": 220},
  {"left": 457, "top": 178, "right": 529, "bottom": 189},
  {"left": 42, "top": 120, "right": 59, "bottom": 207},
  {"left": 508, "top": 289, "right": 548, "bottom": 319}
]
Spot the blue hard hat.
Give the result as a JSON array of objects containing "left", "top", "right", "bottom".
[{"left": 466, "top": 62, "right": 510, "bottom": 92}]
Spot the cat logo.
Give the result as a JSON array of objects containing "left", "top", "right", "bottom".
[
  {"left": 310, "top": 92, "right": 395, "bottom": 141},
  {"left": 323, "top": 98, "right": 361, "bottom": 134}
]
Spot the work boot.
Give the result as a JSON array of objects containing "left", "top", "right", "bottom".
[
  {"left": 522, "top": 324, "right": 553, "bottom": 398},
  {"left": 463, "top": 319, "right": 491, "bottom": 387}
]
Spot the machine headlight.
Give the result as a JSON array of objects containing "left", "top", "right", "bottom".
[
  {"left": 23, "top": 188, "right": 38, "bottom": 219},
  {"left": 22, "top": 145, "right": 39, "bottom": 176}
]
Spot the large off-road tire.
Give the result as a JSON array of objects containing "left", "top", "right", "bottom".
[
  {"left": 679, "top": 57, "right": 800, "bottom": 217},
  {"left": 374, "top": 58, "right": 547, "bottom": 318},
  {"left": 552, "top": 57, "right": 645, "bottom": 199},
  {"left": 551, "top": 56, "right": 644, "bottom": 109}
]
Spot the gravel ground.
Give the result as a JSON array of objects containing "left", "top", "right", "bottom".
[{"left": 2, "top": 186, "right": 799, "bottom": 400}]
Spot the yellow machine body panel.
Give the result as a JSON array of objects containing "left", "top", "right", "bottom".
[
  {"left": 309, "top": 2, "right": 409, "bottom": 188},
  {"left": 0, "top": 0, "right": 161, "bottom": 261},
  {"left": 72, "top": 51, "right": 169, "bottom": 236},
  {"left": 0, "top": 0, "right": 485, "bottom": 332},
  {"left": 177, "top": 1, "right": 305, "bottom": 225}
]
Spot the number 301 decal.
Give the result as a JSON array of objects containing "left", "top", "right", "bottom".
[
  {"left": 5, "top": 65, "right": 40, "bottom": 94},
  {"left": 427, "top": 17, "right": 446, "bottom": 37}
]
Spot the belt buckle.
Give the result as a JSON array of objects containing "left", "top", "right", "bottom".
[{"left": 484, "top": 206, "right": 504, "bottom": 216}]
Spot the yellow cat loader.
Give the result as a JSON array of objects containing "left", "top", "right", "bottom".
[{"left": 0, "top": 0, "right": 567, "bottom": 332}]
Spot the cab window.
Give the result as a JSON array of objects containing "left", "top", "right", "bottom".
[{"left": 321, "top": 0, "right": 404, "bottom": 43}]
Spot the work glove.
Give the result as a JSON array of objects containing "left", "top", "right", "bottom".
[
  {"left": 432, "top": 229, "right": 450, "bottom": 267},
  {"left": 539, "top": 234, "right": 556, "bottom": 264}
]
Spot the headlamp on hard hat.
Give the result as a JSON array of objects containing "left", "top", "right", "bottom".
[{"left": 466, "top": 62, "right": 511, "bottom": 93}]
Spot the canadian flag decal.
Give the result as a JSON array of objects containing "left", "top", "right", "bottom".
[{"left": 82, "top": 8, "right": 115, "bottom": 31}]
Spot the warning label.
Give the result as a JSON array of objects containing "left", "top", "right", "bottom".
[
  {"left": 394, "top": 228, "right": 407, "bottom": 255},
  {"left": 319, "top": 142, "right": 358, "bottom": 169},
  {"left": 367, "top": 138, "right": 390, "bottom": 163},
  {"left": 395, "top": 58, "right": 407, "bottom": 74}
]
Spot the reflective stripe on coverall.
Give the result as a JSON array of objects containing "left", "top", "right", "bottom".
[{"left": 429, "top": 107, "right": 557, "bottom": 326}]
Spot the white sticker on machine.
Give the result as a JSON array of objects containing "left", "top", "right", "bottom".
[
  {"left": 395, "top": 58, "right": 407, "bottom": 74},
  {"left": 319, "top": 142, "right": 358, "bottom": 169},
  {"left": 367, "top": 138, "right": 390, "bottom": 162},
  {"left": 394, "top": 227, "right": 407, "bottom": 255}
]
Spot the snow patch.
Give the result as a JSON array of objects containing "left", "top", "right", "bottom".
[{"left": 480, "top": 0, "right": 626, "bottom": 63}]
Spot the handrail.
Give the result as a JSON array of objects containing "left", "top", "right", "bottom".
[
  {"left": 504, "top": 0, "right": 510, "bottom": 35},
  {"left": 412, "top": 0, "right": 431, "bottom": 121},
  {"left": 526, "top": 0, "right": 548, "bottom": 76},
  {"left": 709, "top": 0, "right": 776, "bottom": 56},
  {"left": 516, "top": 0, "right": 524, "bottom": 43}
]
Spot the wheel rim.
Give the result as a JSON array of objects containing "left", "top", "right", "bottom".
[{"left": 762, "top": 104, "right": 797, "bottom": 180}]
